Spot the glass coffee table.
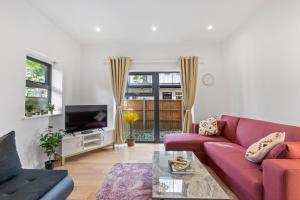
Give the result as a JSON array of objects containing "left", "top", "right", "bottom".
[{"left": 152, "top": 151, "right": 231, "bottom": 199}]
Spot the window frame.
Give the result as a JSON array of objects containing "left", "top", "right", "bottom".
[{"left": 25, "top": 56, "right": 52, "bottom": 106}]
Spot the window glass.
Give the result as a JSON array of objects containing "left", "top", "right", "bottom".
[
  {"left": 26, "top": 59, "right": 47, "bottom": 83},
  {"left": 25, "top": 88, "right": 49, "bottom": 111},
  {"left": 159, "top": 73, "right": 180, "bottom": 85},
  {"left": 25, "top": 57, "right": 51, "bottom": 114},
  {"left": 126, "top": 74, "right": 153, "bottom": 94}
]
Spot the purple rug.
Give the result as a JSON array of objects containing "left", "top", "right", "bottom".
[{"left": 96, "top": 163, "right": 152, "bottom": 200}]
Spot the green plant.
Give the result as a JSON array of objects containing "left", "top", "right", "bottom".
[
  {"left": 25, "top": 104, "right": 34, "bottom": 112},
  {"left": 48, "top": 104, "right": 55, "bottom": 113},
  {"left": 40, "top": 126, "right": 65, "bottom": 162}
]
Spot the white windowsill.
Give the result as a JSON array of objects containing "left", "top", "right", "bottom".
[{"left": 23, "top": 113, "right": 63, "bottom": 120}]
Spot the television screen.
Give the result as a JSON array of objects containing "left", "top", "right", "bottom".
[{"left": 65, "top": 105, "right": 107, "bottom": 133}]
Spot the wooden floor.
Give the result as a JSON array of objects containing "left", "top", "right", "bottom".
[{"left": 58, "top": 143, "right": 238, "bottom": 200}]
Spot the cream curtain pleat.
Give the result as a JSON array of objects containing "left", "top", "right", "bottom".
[
  {"left": 109, "top": 57, "right": 130, "bottom": 144},
  {"left": 180, "top": 56, "right": 198, "bottom": 133}
]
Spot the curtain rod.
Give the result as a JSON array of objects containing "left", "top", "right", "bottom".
[{"left": 102, "top": 58, "right": 204, "bottom": 65}]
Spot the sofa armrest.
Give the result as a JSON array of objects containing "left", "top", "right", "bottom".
[
  {"left": 192, "top": 123, "right": 199, "bottom": 133},
  {"left": 262, "top": 159, "right": 300, "bottom": 200}
]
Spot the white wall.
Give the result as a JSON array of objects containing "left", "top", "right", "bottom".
[
  {"left": 0, "top": 0, "right": 81, "bottom": 168},
  {"left": 80, "top": 42, "right": 225, "bottom": 126},
  {"left": 223, "top": 0, "right": 300, "bottom": 125}
]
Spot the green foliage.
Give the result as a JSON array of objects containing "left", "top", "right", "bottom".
[
  {"left": 26, "top": 60, "right": 46, "bottom": 83},
  {"left": 25, "top": 104, "right": 34, "bottom": 112},
  {"left": 48, "top": 104, "right": 55, "bottom": 112},
  {"left": 40, "top": 126, "right": 65, "bottom": 161}
]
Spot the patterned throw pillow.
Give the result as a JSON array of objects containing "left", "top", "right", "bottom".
[
  {"left": 245, "top": 132, "right": 285, "bottom": 163},
  {"left": 199, "top": 117, "right": 219, "bottom": 136}
]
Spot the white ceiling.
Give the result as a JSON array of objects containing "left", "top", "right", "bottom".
[{"left": 27, "top": 0, "right": 272, "bottom": 45}]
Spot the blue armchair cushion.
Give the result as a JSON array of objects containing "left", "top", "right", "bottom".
[
  {"left": 0, "top": 169, "right": 68, "bottom": 200},
  {"left": 0, "top": 131, "right": 22, "bottom": 183}
]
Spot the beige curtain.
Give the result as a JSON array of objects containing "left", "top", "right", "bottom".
[
  {"left": 109, "top": 57, "right": 130, "bottom": 144},
  {"left": 180, "top": 56, "right": 198, "bottom": 133}
]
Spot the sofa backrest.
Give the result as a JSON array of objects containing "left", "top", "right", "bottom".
[
  {"left": 220, "top": 115, "right": 240, "bottom": 142},
  {"left": 235, "top": 117, "right": 300, "bottom": 148}
]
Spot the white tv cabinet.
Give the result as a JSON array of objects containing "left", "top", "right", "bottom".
[{"left": 59, "top": 128, "right": 114, "bottom": 165}]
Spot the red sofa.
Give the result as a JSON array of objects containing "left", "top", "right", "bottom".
[{"left": 164, "top": 115, "right": 300, "bottom": 200}]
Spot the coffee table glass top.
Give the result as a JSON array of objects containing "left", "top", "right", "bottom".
[{"left": 152, "top": 151, "right": 230, "bottom": 199}]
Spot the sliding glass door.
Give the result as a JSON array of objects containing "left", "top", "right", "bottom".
[
  {"left": 123, "top": 72, "right": 182, "bottom": 143},
  {"left": 159, "top": 72, "right": 183, "bottom": 141}
]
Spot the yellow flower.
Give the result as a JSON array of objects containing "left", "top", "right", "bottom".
[{"left": 123, "top": 111, "right": 139, "bottom": 125}]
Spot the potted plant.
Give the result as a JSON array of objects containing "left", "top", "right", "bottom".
[
  {"left": 48, "top": 104, "right": 55, "bottom": 114},
  {"left": 25, "top": 104, "right": 34, "bottom": 117},
  {"left": 40, "top": 126, "right": 65, "bottom": 169},
  {"left": 123, "top": 111, "right": 139, "bottom": 147}
]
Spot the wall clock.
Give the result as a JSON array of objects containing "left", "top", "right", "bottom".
[{"left": 202, "top": 73, "right": 215, "bottom": 86}]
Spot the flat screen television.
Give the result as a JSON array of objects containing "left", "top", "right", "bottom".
[{"left": 65, "top": 105, "right": 107, "bottom": 133}]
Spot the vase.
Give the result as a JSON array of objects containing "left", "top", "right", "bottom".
[
  {"left": 127, "top": 124, "right": 135, "bottom": 147},
  {"left": 127, "top": 138, "right": 135, "bottom": 147},
  {"left": 45, "top": 160, "right": 55, "bottom": 170}
]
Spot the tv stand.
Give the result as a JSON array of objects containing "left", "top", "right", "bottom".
[
  {"left": 58, "top": 128, "right": 115, "bottom": 165},
  {"left": 81, "top": 130, "right": 94, "bottom": 134}
]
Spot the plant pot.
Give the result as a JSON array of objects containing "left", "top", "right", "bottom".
[
  {"left": 25, "top": 112, "right": 32, "bottom": 117},
  {"left": 127, "top": 139, "right": 135, "bottom": 147},
  {"left": 49, "top": 111, "right": 54, "bottom": 115},
  {"left": 45, "top": 160, "right": 55, "bottom": 170}
]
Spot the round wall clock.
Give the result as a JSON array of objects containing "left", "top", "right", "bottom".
[{"left": 202, "top": 73, "right": 215, "bottom": 86}]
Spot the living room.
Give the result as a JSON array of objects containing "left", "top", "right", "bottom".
[{"left": 0, "top": 0, "right": 299, "bottom": 200}]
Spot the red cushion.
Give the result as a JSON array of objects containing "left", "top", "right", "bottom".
[
  {"left": 217, "top": 120, "right": 226, "bottom": 135},
  {"left": 220, "top": 115, "right": 240, "bottom": 142},
  {"left": 265, "top": 143, "right": 287, "bottom": 159},
  {"left": 204, "top": 142, "right": 263, "bottom": 200},
  {"left": 164, "top": 133, "right": 229, "bottom": 153},
  {"left": 280, "top": 141, "right": 300, "bottom": 159},
  {"left": 236, "top": 117, "right": 300, "bottom": 148}
]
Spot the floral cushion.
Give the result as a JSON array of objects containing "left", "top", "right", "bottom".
[
  {"left": 199, "top": 117, "right": 219, "bottom": 136},
  {"left": 245, "top": 132, "right": 285, "bottom": 163}
]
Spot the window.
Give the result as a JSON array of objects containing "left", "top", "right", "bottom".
[
  {"left": 126, "top": 74, "right": 153, "bottom": 94},
  {"left": 159, "top": 72, "right": 181, "bottom": 86},
  {"left": 25, "top": 56, "right": 51, "bottom": 113}
]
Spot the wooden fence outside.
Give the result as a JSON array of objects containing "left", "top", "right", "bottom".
[{"left": 122, "top": 99, "right": 183, "bottom": 131}]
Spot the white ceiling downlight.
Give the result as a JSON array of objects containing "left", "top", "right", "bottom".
[
  {"left": 95, "top": 27, "right": 101, "bottom": 32},
  {"left": 27, "top": 0, "right": 273, "bottom": 44},
  {"left": 152, "top": 26, "right": 158, "bottom": 32},
  {"left": 207, "top": 25, "right": 213, "bottom": 31}
]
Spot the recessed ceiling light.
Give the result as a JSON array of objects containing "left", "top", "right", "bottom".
[
  {"left": 152, "top": 26, "right": 157, "bottom": 32},
  {"left": 207, "top": 25, "right": 213, "bottom": 31},
  {"left": 95, "top": 27, "right": 101, "bottom": 32}
]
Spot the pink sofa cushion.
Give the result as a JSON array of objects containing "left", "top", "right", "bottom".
[
  {"left": 236, "top": 118, "right": 300, "bottom": 148},
  {"left": 164, "top": 133, "right": 230, "bottom": 153},
  {"left": 265, "top": 143, "right": 287, "bottom": 159},
  {"left": 204, "top": 142, "right": 263, "bottom": 200},
  {"left": 281, "top": 141, "right": 300, "bottom": 159},
  {"left": 220, "top": 115, "right": 240, "bottom": 142}
]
